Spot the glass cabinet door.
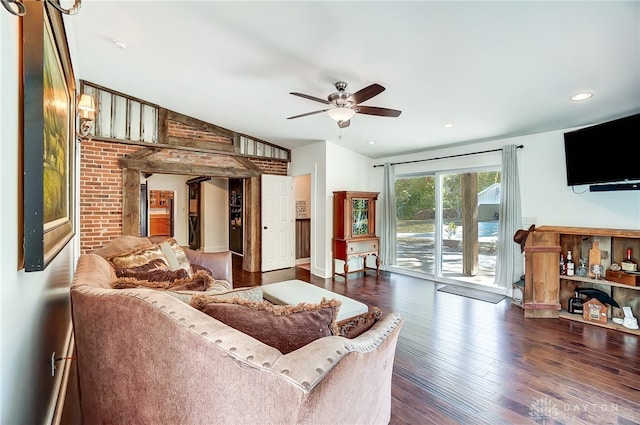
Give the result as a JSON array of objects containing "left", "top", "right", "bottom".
[{"left": 352, "top": 198, "right": 369, "bottom": 236}]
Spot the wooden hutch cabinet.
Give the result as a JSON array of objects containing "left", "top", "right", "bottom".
[{"left": 332, "top": 191, "right": 380, "bottom": 279}]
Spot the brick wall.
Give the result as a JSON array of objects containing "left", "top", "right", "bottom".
[
  {"left": 251, "top": 158, "right": 288, "bottom": 175},
  {"left": 168, "top": 120, "right": 233, "bottom": 144},
  {"left": 79, "top": 141, "right": 142, "bottom": 253},
  {"left": 79, "top": 140, "right": 288, "bottom": 253}
]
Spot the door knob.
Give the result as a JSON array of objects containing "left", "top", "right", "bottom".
[{"left": 263, "top": 226, "right": 268, "bottom": 229}]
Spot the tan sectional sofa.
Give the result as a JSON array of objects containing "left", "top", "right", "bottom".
[{"left": 70, "top": 236, "right": 403, "bottom": 424}]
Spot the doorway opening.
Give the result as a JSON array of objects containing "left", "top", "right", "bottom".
[
  {"left": 148, "top": 189, "right": 174, "bottom": 238},
  {"left": 294, "top": 174, "right": 311, "bottom": 271}
]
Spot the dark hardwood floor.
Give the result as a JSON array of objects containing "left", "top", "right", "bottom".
[{"left": 233, "top": 258, "right": 640, "bottom": 425}]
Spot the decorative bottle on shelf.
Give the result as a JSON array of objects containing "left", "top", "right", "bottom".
[
  {"left": 568, "top": 291, "right": 583, "bottom": 314},
  {"left": 566, "top": 250, "right": 575, "bottom": 276},
  {"left": 576, "top": 258, "right": 588, "bottom": 277},
  {"left": 559, "top": 254, "right": 566, "bottom": 276},
  {"left": 621, "top": 248, "right": 638, "bottom": 272}
]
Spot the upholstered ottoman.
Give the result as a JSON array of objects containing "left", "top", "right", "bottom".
[{"left": 261, "top": 279, "right": 368, "bottom": 321}]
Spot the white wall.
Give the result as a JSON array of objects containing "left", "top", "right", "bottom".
[
  {"left": 202, "top": 178, "right": 229, "bottom": 252},
  {"left": 1, "top": 12, "right": 78, "bottom": 424},
  {"left": 290, "top": 143, "right": 325, "bottom": 277},
  {"left": 292, "top": 128, "right": 640, "bottom": 279},
  {"left": 145, "top": 174, "right": 191, "bottom": 245},
  {"left": 372, "top": 129, "right": 640, "bottom": 229},
  {"left": 291, "top": 141, "right": 374, "bottom": 277}
]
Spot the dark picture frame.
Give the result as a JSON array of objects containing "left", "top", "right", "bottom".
[{"left": 23, "top": 1, "right": 76, "bottom": 271}]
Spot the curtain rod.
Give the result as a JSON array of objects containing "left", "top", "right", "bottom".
[{"left": 373, "top": 144, "right": 524, "bottom": 168}]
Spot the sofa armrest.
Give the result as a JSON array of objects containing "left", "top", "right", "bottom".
[
  {"left": 273, "top": 312, "right": 403, "bottom": 392},
  {"left": 183, "top": 248, "right": 233, "bottom": 284}
]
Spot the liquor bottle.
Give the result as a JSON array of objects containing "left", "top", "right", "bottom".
[
  {"left": 621, "top": 248, "right": 638, "bottom": 272},
  {"left": 566, "top": 250, "right": 575, "bottom": 276},
  {"left": 568, "top": 291, "right": 583, "bottom": 314},
  {"left": 559, "top": 254, "right": 566, "bottom": 275}
]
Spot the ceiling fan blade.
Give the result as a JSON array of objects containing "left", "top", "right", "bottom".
[
  {"left": 287, "top": 109, "right": 329, "bottom": 120},
  {"left": 356, "top": 105, "right": 402, "bottom": 117},
  {"left": 348, "top": 83, "right": 385, "bottom": 104},
  {"left": 290, "top": 92, "right": 330, "bottom": 105},
  {"left": 338, "top": 119, "right": 351, "bottom": 129}
]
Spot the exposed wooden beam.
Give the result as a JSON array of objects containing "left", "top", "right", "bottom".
[
  {"left": 158, "top": 108, "right": 169, "bottom": 145},
  {"left": 122, "top": 169, "right": 141, "bottom": 236},
  {"left": 120, "top": 158, "right": 260, "bottom": 178},
  {"left": 235, "top": 156, "right": 263, "bottom": 174},
  {"left": 90, "top": 136, "right": 289, "bottom": 163},
  {"left": 167, "top": 136, "right": 234, "bottom": 152},
  {"left": 123, "top": 147, "right": 161, "bottom": 160}
]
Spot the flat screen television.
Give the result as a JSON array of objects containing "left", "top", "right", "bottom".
[{"left": 564, "top": 113, "right": 640, "bottom": 186}]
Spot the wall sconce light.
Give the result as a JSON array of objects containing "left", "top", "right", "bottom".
[
  {"left": 2, "top": 0, "right": 82, "bottom": 17},
  {"left": 77, "top": 93, "right": 95, "bottom": 142}
]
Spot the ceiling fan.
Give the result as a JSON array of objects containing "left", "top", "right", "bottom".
[{"left": 287, "top": 81, "right": 402, "bottom": 128}]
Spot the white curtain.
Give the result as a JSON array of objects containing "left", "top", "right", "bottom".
[
  {"left": 495, "top": 145, "right": 523, "bottom": 290},
  {"left": 380, "top": 163, "right": 397, "bottom": 267}
]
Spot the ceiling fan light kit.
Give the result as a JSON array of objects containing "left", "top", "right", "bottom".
[
  {"left": 327, "top": 107, "right": 356, "bottom": 122},
  {"left": 288, "top": 81, "right": 401, "bottom": 128}
]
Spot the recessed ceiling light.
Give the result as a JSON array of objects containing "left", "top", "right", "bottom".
[
  {"left": 113, "top": 40, "right": 128, "bottom": 50},
  {"left": 443, "top": 122, "right": 455, "bottom": 128},
  {"left": 570, "top": 92, "right": 593, "bottom": 101},
  {"left": 367, "top": 140, "right": 376, "bottom": 145}
]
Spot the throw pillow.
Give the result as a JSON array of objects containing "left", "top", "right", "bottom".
[
  {"left": 167, "top": 280, "right": 245, "bottom": 304},
  {"left": 108, "top": 244, "right": 169, "bottom": 270},
  {"left": 112, "top": 270, "right": 216, "bottom": 292},
  {"left": 159, "top": 238, "right": 192, "bottom": 276},
  {"left": 114, "top": 258, "right": 189, "bottom": 282},
  {"left": 190, "top": 263, "right": 213, "bottom": 276},
  {"left": 191, "top": 297, "right": 341, "bottom": 354},
  {"left": 336, "top": 307, "right": 382, "bottom": 339},
  {"left": 189, "top": 286, "right": 264, "bottom": 303}
]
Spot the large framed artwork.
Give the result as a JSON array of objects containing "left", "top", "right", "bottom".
[{"left": 23, "top": 2, "right": 76, "bottom": 271}]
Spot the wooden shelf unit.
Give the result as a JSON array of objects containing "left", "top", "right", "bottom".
[{"left": 524, "top": 225, "right": 640, "bottom": 335}]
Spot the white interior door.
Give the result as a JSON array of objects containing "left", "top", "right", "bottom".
[{"left": 261, "top": 174, "right": 295, "bottom": 271}]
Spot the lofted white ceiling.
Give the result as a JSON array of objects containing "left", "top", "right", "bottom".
[{"left": 65, "top": 1, "right": 640, "bottom": 159}]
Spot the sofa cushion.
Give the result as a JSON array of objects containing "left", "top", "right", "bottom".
[
  {"left": 112, "top": 270, "right": 217, "bottom": 291},
  {"left": 336, "top": 307, "right": 382, "bottom": 338},
  {"left": 191, "top": 297, "right": 341, "bottom": 354},
  {"left": 159, "top": 238, "right": 192, "bottom": 276}
]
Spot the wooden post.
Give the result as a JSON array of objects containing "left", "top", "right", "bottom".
[
  {"left": 122, "top": 169, "right": 140, "bottom": 236},
  {"left": 461, "top": 173, "right": 479, "bottom": 276},
  {"left": 243, "top": 176, "right": 261, "bottom": 272}
]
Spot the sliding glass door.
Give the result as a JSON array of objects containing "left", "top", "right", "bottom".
[
  {"left": 395, "top": 175, "right": 436, "bottom": 275},
  {"left": 395, "top": 168, "right": 501, "bottom": 287}
]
